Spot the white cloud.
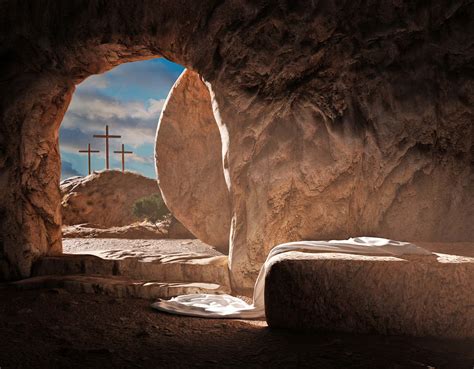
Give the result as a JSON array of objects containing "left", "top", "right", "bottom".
[
  {"left": 81, "top": 74, "right": 109, "bottom": 89},
  {"left": 128, "top": 155, "right": 155, "bottom": 165},
  {"left": 59, "top": 58, "right": 184, "bottom": 179},
  {"left": 60, "top": 92, "right": 166, "bottom": 152},
  {"left": 147, "top": 98, "right": 166, "bottom": 115},
  {"left": 64, "top": 94, "right": 166, "bottom": 123}
]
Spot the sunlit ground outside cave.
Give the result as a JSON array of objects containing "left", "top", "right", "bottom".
[{"left": 0, "top": 1, "right": 473, "bottom": 368}]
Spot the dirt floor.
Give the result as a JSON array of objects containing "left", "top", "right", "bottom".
[{"left": 0, "top": 287, "right": 472, "bottom": 369}]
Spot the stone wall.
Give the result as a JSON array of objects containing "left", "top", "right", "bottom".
[{"left": 0, "top": 1, "right": 473, "bottom": 291}]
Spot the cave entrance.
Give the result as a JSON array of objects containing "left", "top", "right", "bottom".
[
  {"left": 59, "top": 57, "right": 187, "bottom": 240},
  {"left": 59, "top": 58, "right": 181, "bottom": 181},
  {"left": 59, "top": 57, "right": 221, "bottom": 252},
  {"left": 0, "top": 3, "right": 233, "bottom": 290},
  {"left": 37, "top": 57, "right": 233, "bottom": 297}
]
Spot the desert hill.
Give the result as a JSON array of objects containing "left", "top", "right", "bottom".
[{"left": 60, "top": 170, "right": 194, "bottom": 239}]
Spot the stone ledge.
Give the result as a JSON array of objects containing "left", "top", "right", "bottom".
[
  {"left": 32, "top": 253, "right": 230, "bottom": 288},
  {"left": 10, "top": 275, "right": 229, "bottom": 299},
  {"left": 265, "top": 252, "right": 474, "bottom": 339}
]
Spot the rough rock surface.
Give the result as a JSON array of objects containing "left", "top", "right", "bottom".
[
  {"left": 265, "top": 252, "right": 474, "bottom": 339},
  {"left": 62, "top": 218, "right": 195, "bottom": 240},
  {"left": 156, "top": 70, "right": 231, "bottom": 252},
  {"left": 61, "top": 171, "right": 161, "bottom": 227},
  {"left": 0, "top": 2, "right": 473, "bottom": 292},
  {"left": 167, "top": 216, "right": 197, "bottom": 239}
]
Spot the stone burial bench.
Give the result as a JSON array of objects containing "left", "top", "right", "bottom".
[{"left": 264, "top": 252, "right": 474, "bottom": 339}]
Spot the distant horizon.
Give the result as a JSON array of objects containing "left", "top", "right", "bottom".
[
  {"left": 59, "top": 58, "right": 185, "bottom": 180},
  {"left": 59, "top": 168, "right": 159, "bottom": 183}
]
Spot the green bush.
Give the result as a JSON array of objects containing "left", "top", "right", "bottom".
[{"left": 132, "top": 193, "right": 170, "bottom": 223}]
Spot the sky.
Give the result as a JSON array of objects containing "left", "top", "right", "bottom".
[{"left": 60, "top": 58, "right": 184, "bottom": 180}]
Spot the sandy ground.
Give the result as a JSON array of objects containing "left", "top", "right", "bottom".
[
  {"left": 63, "top": 238, "right": 222, "bottom": 257},
  {"left": 0, "top": 287, "right": 473, "bottom": 369}
]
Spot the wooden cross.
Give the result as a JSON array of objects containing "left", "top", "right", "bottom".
[
  {"left": 114, "top": 144, "right": 133, "bottom": 172},
  {"left": 78, "top": 143, "right": 100, "bottom": 175},
  {"left": 93, "top": 125, "right": 121, "bottom": 170}
]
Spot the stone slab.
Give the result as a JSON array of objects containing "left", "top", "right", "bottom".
[
  {"left": 265, "top": 252, "right": 474, "bottom": 339},
  {"left": 10, "top": 275, "right": 229, "bottom": 299},
  {"left": 32, "top": 252, "right": 230, "bottom": 288}
]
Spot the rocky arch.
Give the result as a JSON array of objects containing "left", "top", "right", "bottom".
[
  {"left": 1, "top": 1, "right": 473, "bottom": 293},
  {"left": 0, "top": 0, "right": 219, "bottom": 280}
]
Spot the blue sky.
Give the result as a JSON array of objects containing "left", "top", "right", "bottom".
[{"left": 60, "top": 58, "right": 184, "bottom": 180}]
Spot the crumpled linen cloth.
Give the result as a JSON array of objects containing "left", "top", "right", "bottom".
[{"left": 151, "top": 237, "right": 432, "bottom": 319}]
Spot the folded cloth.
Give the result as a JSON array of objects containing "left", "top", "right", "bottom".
[{"left": 151, "top": 237, "right": 432, "bottom": 319}]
